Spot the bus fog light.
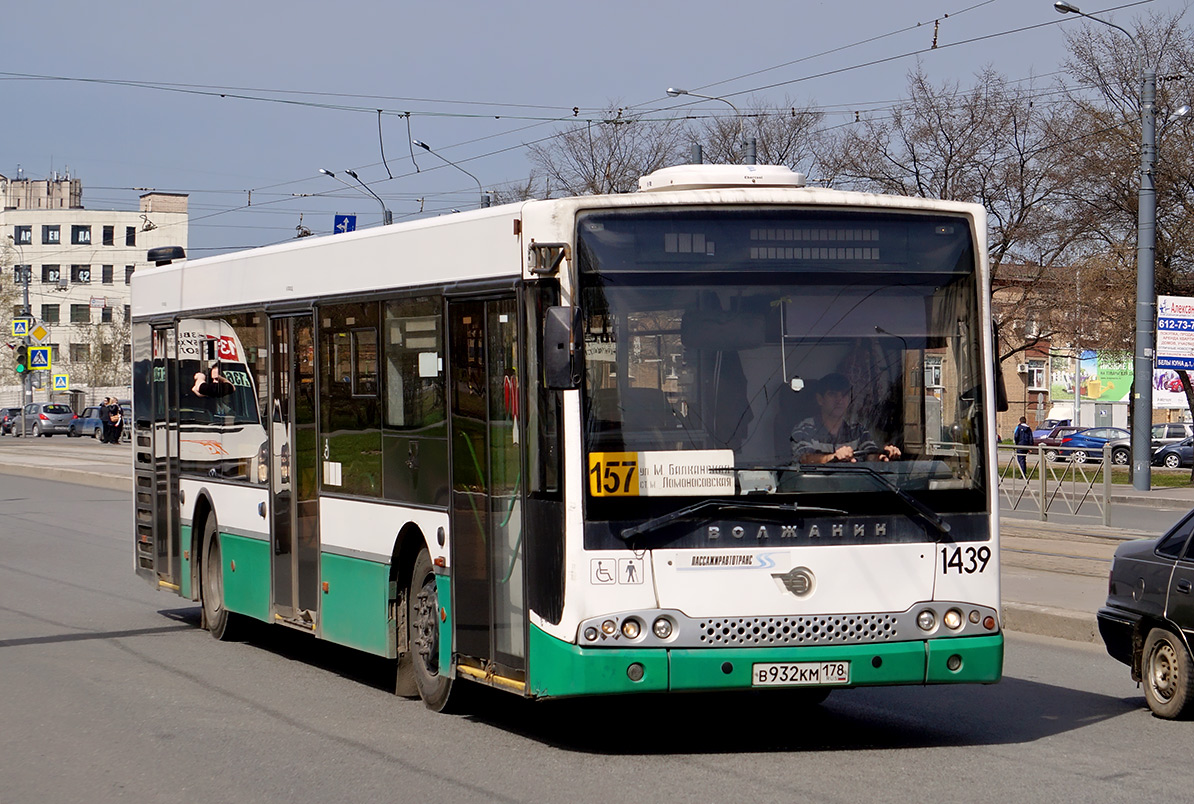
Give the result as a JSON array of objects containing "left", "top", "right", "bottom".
[
  {"left": 584, "top": 627, "right": 598, "bottom": 642},
  {"left": 943, "top": 609, "right": 963, "bottom": 630},
  {"left": 601, "top": 619, "right": 617, "bottom": 636},
  {"left": 621, "top": 618, "right": 641, "bottom": 639},
  {"left": 652, "top": 617, "right": 673, "bottom": 639},
  {"left": 627, "top": 663, "right": 645, "bottom": 682},
  {"left": 946, "top": 654, "right": 963, "bottom": 672},
  {"left": 916, "top": 609, "right": 936, "bottom": 631}
]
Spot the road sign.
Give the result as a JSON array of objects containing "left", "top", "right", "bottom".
[
  {"left": 1157, "top": 295, "right": 1194, "bottom": 369},
  {"left": 30, "top": 324, "right": 48, "bottom": 343},
  {"left": 12, "top": 319, "right": 30, "bottom": 337},
  {"left": 52, "top": 373, "right": 69, "bottom": 391},
  {"left": 334, "top": 214, "right": 357, "bottom": 234},
  {"left": 28, "top": 346, "right": 51, "bottom": 372}
]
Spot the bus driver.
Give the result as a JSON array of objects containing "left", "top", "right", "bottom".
[{"left": 790, "top": 372, "right": 901, "bottom": 464}]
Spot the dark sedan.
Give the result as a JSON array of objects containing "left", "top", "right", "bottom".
[
  {"left": 1057, "top": 426, "right": 1129, "bottom": 463},
  {"left": 0, "top": 406, "right": 20, "bottom": 435},
  {"left": 1098, "top": 511, "right": 1194, "bottom": 718},
  {"left": 1037, "top": 425, "right": 1084, "bottom": 462},
  {"left": 1154, "top": 436, "right": 1194, "bottom": 469}
]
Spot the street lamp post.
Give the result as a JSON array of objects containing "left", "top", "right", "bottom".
[
  {"left": 1054, "top": 1, "right": 1156, "bottom": 490},
  {"left": 410, "top": 140, "right": 490, "bottom": 209},
  {"left": 666, "top": 87, "right": 753, "bottom": 164},
  {"left": 318, "top": 168, "right": 392, "bottom": 226}
]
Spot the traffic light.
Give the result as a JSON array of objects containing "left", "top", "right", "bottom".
[{"left": 15, "top": 344, "right": 27, "bottom": 373}]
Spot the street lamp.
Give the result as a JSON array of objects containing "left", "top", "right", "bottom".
[
  {"left": 666, "top": 87, "right": 752, "bottom": 164},
  {"left": 410, "top": 140, "right": 490, "bottom": 209},
  {"left": 1054, "top": 1, "right": 1156, "bottom": 489},
  {"left": 318, "top": 168, "right": 392, "bottom": 226}
]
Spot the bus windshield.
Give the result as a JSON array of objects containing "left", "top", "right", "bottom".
[{"left": 577, "top": 208, "right": 985, "bottom": 504}]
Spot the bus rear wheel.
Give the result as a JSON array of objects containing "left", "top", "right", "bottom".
[
  {"left": 200, "top": 516, "right": 241, "bottom": 641},
  {"left": 409, "top": 549, "right": 453, "bottom": 711}
]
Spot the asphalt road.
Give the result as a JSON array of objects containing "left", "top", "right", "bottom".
[{"left": 2, "top": 474, "right": 1193, "bottom": 804}]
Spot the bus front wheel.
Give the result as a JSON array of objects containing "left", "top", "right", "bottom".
[
  {"left": 201, "top": 516, "right": 241, "bottom": 641},
  {"left": 409, "top": 549, "right": 453, "bottom": 711}
]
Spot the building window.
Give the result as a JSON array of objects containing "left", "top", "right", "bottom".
[
  {"left": 70, "top": 265, "right": 91, "bottom": 284},
  {"left": 101, "top": 343, "right": 114, "bottom": 362},
  {"left": 70, "top": 304, "right": 91, "bottom": 324},
  {"left": 123, "top": 343, "right": 132, "bottom": 362},
  {"left": 71, "top": 343, "right": 90, "bottom": 362},
  {"left": 71, "top": 225, "right": 92, "bottom": 245},
  {"left": 14, "top": 226, "right": 32, "bottom": 245},
  {"left": 48, "top": 343, "right": 60, "bottom": 362},
  {"left": 125, "top": 227, "right": 136, "bottom": 247},
  {"left": 41, "top": 304, "right": 60, "bottom": 324},
  {"left": 102, "top": 226, "right": 115, "bottom": 246},
  {"left": 1028, "top": 360, "right": 1047, "bottom": 390},
  {"left": 101, "top": 265, "right": 114, "bottom": 284},
  {"left": 924, "top": 355, "right": 944, "bottom": 388},
  {"left": 14, "top": 265, "right": 31, "bottom": 283},
  {"left": 101, "top": 306, "right": 113, "bottom": 323},
  {"left": 125, "top": 265, "right": 135, "bottom": 284},
  {"left": 41, "top": 265, "right": 61, "bottom": 284},
  {"left": 42, "top": 225, "right": 60, "bottom": 245},
  {"left": 124, "top": 304, "right": 130, "bottom": 322}
]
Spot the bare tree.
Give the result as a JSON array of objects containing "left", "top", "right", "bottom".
[
  {"left": 686, "top": 95, "right": 827, "bottom": 176},
  {"left": 527, "top": 106, "right": 688, "bottom": 196}
]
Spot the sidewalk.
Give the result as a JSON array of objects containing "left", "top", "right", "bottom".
[{"left": 3, "top": 436, "right": 1186, "bottom": 646}]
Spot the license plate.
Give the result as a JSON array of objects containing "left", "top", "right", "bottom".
[{"left": 752, "top": 661, "right": 850, "bottom": 687}]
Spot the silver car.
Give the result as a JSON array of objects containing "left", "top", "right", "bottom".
[
  {"left": 1108, "top": 422, "right": 1194, "bottom": 465},
  {"left": 14, "top": 402, "right": 75, "bottom": 437}
]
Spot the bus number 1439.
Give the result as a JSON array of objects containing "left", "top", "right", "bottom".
[{"left": 940, "top": 545, "right": 991, "bottom": 574}]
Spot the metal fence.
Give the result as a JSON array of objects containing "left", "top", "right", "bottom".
[{"left": 996, "top": 444, "right": 1112, "bottom": 526}]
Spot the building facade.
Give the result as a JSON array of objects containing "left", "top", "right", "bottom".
[{"left": 1, "top": 173, "right": 188, "bottom": 406}]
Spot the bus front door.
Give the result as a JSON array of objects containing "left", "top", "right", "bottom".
[
  {"left": 448, "top": 297, "right": 526, "bottom": 682},
  {"left": 269, "top": 315, "right": 320, "bottom": 628}
]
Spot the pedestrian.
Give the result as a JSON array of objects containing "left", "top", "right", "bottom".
[
  {"left": 106, "top": 397, "right": 124, "bottom": 444},
  {"left": 1013, "top": 416, "right": 1034, "bottom": 476},
  {"left": 100, "top": 397, "right": 114, "bottom": 443}
]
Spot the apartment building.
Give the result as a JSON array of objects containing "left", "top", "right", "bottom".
[{"left": 1, "top": 171, "right": 188, "bottom": 401}]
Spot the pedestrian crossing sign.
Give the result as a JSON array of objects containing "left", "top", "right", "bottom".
[
  {"left": 52, "top": 373, "right": 69, "bottom": 391},
  {"left": 12, "top": 319, "right": 29, "bottom": 337},
  {"left": 28, "top": 346, "right": 50, "bottom": 371}
]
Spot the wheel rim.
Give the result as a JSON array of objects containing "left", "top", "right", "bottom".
[
  {"left": 1045, "top": 450, "right": 1057, "bottom": 462},
  {"left": 1167, "top": 454, "right": 1181, "bottom": 468},
  {"left": 1113, "top": 451, "right": 1129, "bottom": 465},
  {"left": 1150, "top": 639, "right": 1180, "bottom": 703},
  {"left": 412, "top": 573, "right": 440, "bottom": 677},
  {"left": 1072, "top": 451, "right": 1087, "bottom": 463},
  {"left": 204, "top": 535, "right": 224, "bottom": 619}
]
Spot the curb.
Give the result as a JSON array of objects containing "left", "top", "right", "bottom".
[
  {"left": 1003, "top": 602, "right": 1100, "bottom": 644},
  {"left": 0, "top": 462, "right": 132, "bottom": 493}
]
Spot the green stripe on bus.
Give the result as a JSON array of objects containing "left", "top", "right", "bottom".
[
  {"left": 220, "top": 532, "right": 270, "bottom": 622},
  {"left": 528, "top": 624, "right": 670, "bottom": 697},
  {"left": 320, "top": 552, "right": 392, "bottom": 657},
  {"left": 180, "top": 523, "right": 192, "bottom": 600},
  {"left": 437, "top": 574, "right": 452, "bottom": 673},
  {"left": 926, "top": 634, "right": 1003, "bottom": 684}
]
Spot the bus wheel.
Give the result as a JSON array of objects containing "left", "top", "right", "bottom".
[
  {"left": 409, "top": 549, "right": 453, "bottom": 710},
  {"left": 1143, "top": 628, "right": 1194, "bottom": 719},
  {"left": 201, "top": 516, "right": 241, "bottom": 641}
]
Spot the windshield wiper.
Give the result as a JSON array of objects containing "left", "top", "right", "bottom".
[
  {"left": 797, "top": 462, "right": 952, "bottom": 539},
  {"left": 620, "top": 499, "right": 847, "bottom": 542}
]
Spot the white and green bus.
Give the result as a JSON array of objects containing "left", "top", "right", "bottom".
[{"left": 132, "top": 163, "right": 1004, "bottom": 710}]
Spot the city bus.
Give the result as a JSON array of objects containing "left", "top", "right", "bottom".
[{"left": 132, "top": 163, "right": 1004, "bottom": 711}]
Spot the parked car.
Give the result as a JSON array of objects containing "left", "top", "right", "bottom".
[
  {"left": 1108, "top": 422, "right": 1194, "bottom": 466},
  {"left": 1037, "top": 425, "right": 1084, "bottom": 462},
  {"left": 12, "top": 402, "right": 75, "bottom": 437},
  {"left": 1057, "top": 427, "right": 1130, "bottom": 463},
  {"left": 68, "top": 406, "right": 106, "bottom": 439},
  {"left": 1153, "top": 437, "right": 1194, "bottom": 469},
  {"left": 1032, "top": 418, "right": 1071, "bottom": 442},
  {"left": 1098, "top": 510, "right": 1194, "bottom": 718},
  {"left": 0, "top": 406, "right": 21, "bottom": 435}
]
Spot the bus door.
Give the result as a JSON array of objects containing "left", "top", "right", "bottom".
[
  {"left": 269, "top": 315, "right": 320, "bottom": 628},
  {"left": 134, "top": 324, "right": 182, "bottom": 591},
  {"left": 447, "top": 297, "right": 526, "bottom": 678}
]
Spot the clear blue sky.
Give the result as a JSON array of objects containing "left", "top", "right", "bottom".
[{"left": 0, "top": 0, "right": 1177, "bottom": 254}]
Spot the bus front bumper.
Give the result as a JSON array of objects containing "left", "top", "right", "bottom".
[{"left": 527, "top": 624, "right": 1003, "bottom": 698}]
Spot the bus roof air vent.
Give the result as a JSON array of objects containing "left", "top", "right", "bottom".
[{"left": 638, "top": 164, "right": 806, "bottom": 193}]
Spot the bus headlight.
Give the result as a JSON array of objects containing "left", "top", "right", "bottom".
[
  {"left": 621, "top": 618, "right": 641, "bottom": 639},
  {"left": 601, "top": 619, "right": 617, "bottom": 636},
  {"left": 916, "top": 609, "right": 937, "bottom": 631},
  {"left": 652, "top": 617, "right": 673, "bottom": 639},
  {"left": 943, "top": 608, "right": 963, "bottom": 631},
  {"left": 257, "top": 442, "right": 269, "bottom": 484}
]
